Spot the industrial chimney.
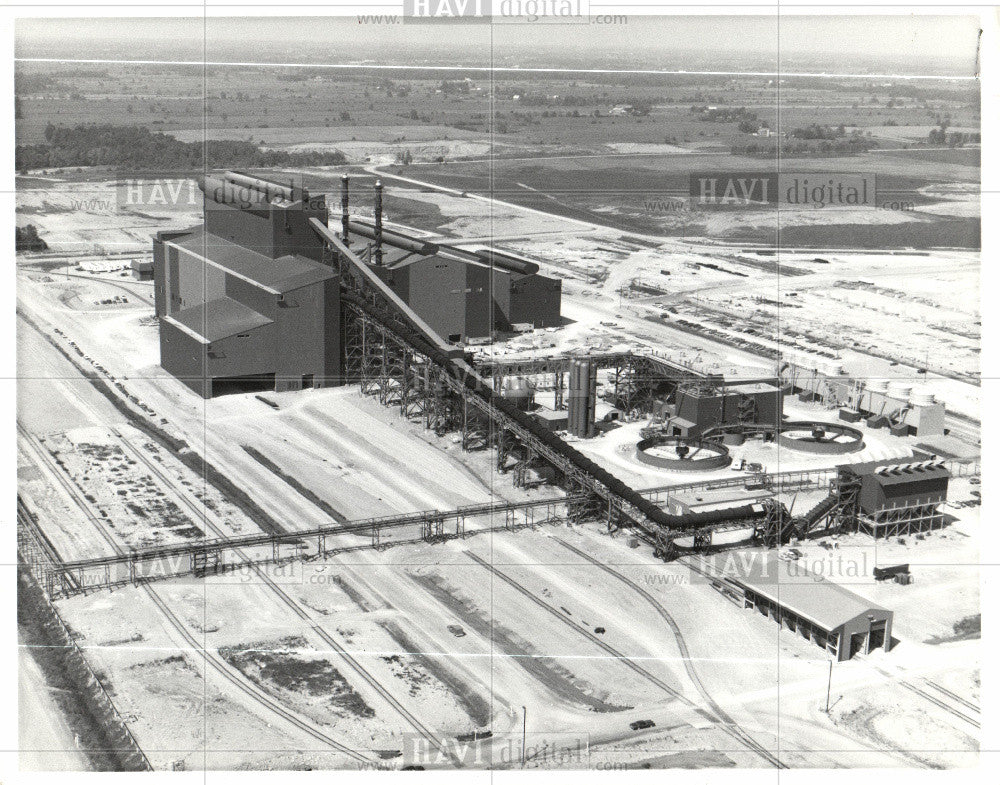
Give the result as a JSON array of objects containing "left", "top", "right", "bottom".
[
  {"left": 373, "top": 179, "right": 384, "bottom": 266},
  {"left": 340, "top": 175, "right": 350, "bottom": 242}
]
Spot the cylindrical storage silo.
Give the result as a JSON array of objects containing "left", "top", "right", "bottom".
[
  {"left": 910, "top": 389, "right": 936, "bottom": 407},
  {"left": 888, "top": 382, "right": 912, "bottom": 401},
  {"left": 502, "top": 377, "right": 535, "bottom": 411}
]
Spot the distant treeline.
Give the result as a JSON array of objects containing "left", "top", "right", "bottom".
[
  {"left": 732, "top": 134, "right": 878, "bottom": 157},
  {"left": 15, "top": 124, "right": 346, "bottom": 172}
]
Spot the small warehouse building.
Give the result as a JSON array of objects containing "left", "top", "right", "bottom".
[
  {"left": 666, "top": 488, "right": 775, "bottom": 516},
  {"left": 131, "top": 258, "right": 154, "bottom": 281},
  {"left": 724, "top": 551, "right": 893, "bottom": 661}
]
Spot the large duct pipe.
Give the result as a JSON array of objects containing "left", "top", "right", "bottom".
[
  {"left": 373, "top": 180, "right": 384, "bottom": 266},
  {"left": 473, "top": 249, "right": 540, "bottom": 276},
  {"left": 222, "top": 171, "right": 297, "bottom": 202},
  {"left": 348, "top": 220, "right": 439, "bottom": 256},
  {"left": 199, "top": 175, "right": 271, "bottom": 209},
  {"left": 340, "top": 175, "right": 350, "bottom": 243}
]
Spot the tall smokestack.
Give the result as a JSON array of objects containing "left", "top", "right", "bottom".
[
  {"left": 373, "top": 180, "right": 384, "bottom": 266},
  {"left": 340, "top": 175, "right": 350, "bottom": 242}
]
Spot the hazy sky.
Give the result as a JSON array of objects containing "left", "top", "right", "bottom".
[{"left": 15, "top": 15, "right": 981, "bottom": 74}]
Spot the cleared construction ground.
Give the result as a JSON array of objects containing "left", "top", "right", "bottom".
[{"left": 15, "top": 138, "right": 982, "bottom": 774}]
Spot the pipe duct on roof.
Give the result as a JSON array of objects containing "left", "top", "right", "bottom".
[{"left": 348, "top": 220, "right": 440, "bottom": 256}]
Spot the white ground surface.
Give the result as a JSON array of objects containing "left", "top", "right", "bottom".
[
  {"left": 15, "top": 175, "right": 981, "bottom": 770},
  {"left": 16, "top": 179, "right": 201, "bottom": 254}
]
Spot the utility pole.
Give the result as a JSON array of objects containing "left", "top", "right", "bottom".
[
  {"left": 825, "top": 659, "right": 833, "bottom": 713},
  {"left": 521, "top": 705, "right": 527, "bottom": 768}
]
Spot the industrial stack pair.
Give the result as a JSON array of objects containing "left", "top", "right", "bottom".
[{"left": 567, "top": 359, "right": 597, "bottom": 438}]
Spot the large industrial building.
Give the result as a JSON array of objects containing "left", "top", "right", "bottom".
[
  {"left": 842, "top": 459, "right": 950, "bottom": 538},
  {"left": 343, "top": 179, "right": 561, "bottom": 342},
  {"left": 663, "top": 379, "right": 783, "bottom": 438},
  {"left": 724, "top": 551, "right": 893, "bottom": 661},
  {"left": 153, "top": 173, "right": 342, "bottom": 398},
  {"left": 154, "top": 173, "right": 562, "bottom": 396}
]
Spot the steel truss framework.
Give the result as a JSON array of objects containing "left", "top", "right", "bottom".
[
  {"left": 329, "top": 245, "right": 648, "bottom": 526},
  {"left": 33, "top": 496, "right": 589, "bottom": 598},
  {"left": 856, "top": 501, "right": 947, "bottom": 539},
  {"left": 476, "top": 352, "right": 705, "bottom": 416}
]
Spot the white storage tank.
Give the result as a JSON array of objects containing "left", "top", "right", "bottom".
[
  {"left": 501, "top": 377, "right": 535, "bottom": 411},
  {"left": 910, "top": 389, "right": 936, "bottom": 407},
  {"left": 888, "top": 382, "right": 912, "bottom": 401},
  {"left": 868, "top": 379, "right": 889, "bottom": 393}
]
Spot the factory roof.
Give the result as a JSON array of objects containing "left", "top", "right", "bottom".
[
  {"left": 727, "top": 382, "right": 782, "bottom": 395},
  {"left": 361, "top": 242, "right": 543, "bottom": 279},
  {"left": 169, "top": 297, "right": 273, "bottom": 343},
  {"left": 381, "top": 246, "right": 440, "bottom": 270},
  {"left": 672, "top": 488, "right": 774, "bottom": 509},
  {"left": 844, "top": 459, "right": 950, "bottom": 485},
  {"left": 726, "top": 551, "right": 891, "bottom": 632},
  {"left": 169, "top": 229, "right": 335, "bottom": 293},
  {"left": 533, "top": 409, "right": 568, "bottom": 422}
]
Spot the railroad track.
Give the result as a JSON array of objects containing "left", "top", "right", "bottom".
[
  {"left": 17, "top": 495, "right": 67, "bottom": 565},
  {"left": 552, "top": 536, "right": 787, "bottom": 768},
  {"left": 17, "top": 494, "right": 81, "bottom": 594},
  {"left": 923, "top": 679, "right": 980, "bottom": 715},
  {"left": 464, "top": 549, "right": 787, "bottom": 768},
  {"left": 17, "top": 421, "right": 125, "bottom": 559},
  {"left": 20, "top": 420, "right": 375, "bottom": 762},
  {"left": 870, "top": 667, "right": 981, "bottom": 731},
  {"left": 256, "top": 573, "right": 457, "bottom": 765},
  {"left": 900, "top": 680, "right": 980, "bottom": 731},
  {"left": 114, "top": 433, "right": 457, "bottom": 765},
  {"left": 141, "top": 582, "right": 372, "bottom": 764}
]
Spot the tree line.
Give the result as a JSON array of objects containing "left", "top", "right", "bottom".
[{"left": 16, "top": 124, "right": 346, "bottom": 173}]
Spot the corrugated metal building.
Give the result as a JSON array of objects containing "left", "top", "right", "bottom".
[
  {"left": 154, "top": 174, "right": 342, "bottom": 398},
  {"left": 490, "top": 267, "right": 562, "bottom": 332},
  {"left": 346, "top": 229, "right": 558, "bottom": 342},
  {"left": 724, "top": 551, "right": 893, "bottom": 661},
  {"left": 339, "top": 178, "right": 560, "bottom": 342},
  {"left": 853, "top": 460, "right": 950, "bottom": 514},
  {"left": 371, "top": 247, "right": 492, "bottom": 342},
  {"left": 368, "top": 246, "right": 562, "bottom": 342},
  {"left": 669, "top": 381, "right": 783, "bottom": 438}
]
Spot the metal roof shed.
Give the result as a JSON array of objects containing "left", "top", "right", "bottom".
[{"left": 725, "top": 551, "right": 892, "bottom": 661}]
